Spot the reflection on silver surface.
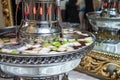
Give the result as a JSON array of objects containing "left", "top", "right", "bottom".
[{"left": 0, "top": 59, "right": 81, "bottom": 77}]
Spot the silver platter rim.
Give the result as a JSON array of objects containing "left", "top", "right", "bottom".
[
  {"left": 86, "top": 11, "right": 120, "bottom": 21},
  {"left": 0, "top": 41, "right": 95, "bottom": 66}
]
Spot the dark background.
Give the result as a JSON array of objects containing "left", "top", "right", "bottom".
[
  {"left": 11, "top": 0, "right": 22, "bottom": 25},
  {"left": 11, "top": 0, "right": 93, "bottom": 25}
]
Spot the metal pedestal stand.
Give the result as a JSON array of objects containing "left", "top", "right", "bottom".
[{"left": 14, "top": 75, "right": 68, "bottom": 80}]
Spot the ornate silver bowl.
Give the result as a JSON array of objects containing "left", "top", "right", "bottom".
[
  {"left": 86, "top": 12, "right": 120, "bottom": 55},
  {"left": 0, "top": 26, "right": 95, "bottom": 78},
  {"left": 86, "top": 11, "right": 120, "bottom": 40}
]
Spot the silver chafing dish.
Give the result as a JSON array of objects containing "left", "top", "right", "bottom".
[
  {"left": 0, "top": 25, "right": 95, "bottom": 79},
  {"left": 86, "top": 11, "right": 120, "bottom": 54},
  {"left": 86, "top": 11, "right": 120, "bottom": 35},
  {"left": 86, "top": 0, "right": 120, "bottom": 40},
  {"left": 0, "top": 0, "right": 95, "bottom": 80}
]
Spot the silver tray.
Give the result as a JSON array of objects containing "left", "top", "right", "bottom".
[
  {"left": 0, "top": 26, "right": 19, "bottom": 36},
  {"left": 0, "top": 26, "right": 95, "bottom": 77}
]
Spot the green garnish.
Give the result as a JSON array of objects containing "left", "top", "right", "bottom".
[
  {"left": 11, "top": 50, "right": 18, "bottom": 54},
  {"left": 62, "top": 41, "right": 68, "bottom": 44},
  {"left": 52, "top": 46, "right": 58, "bottom": 51},
  {"left": 53, "top": 42, "right": 61, "bottom": 47},
  {"left": 2, "top": 38, "right": 9, "bottom": 42},
  {"left": 69, "top": 39, "right": 77, "bottom": 42},
  {"left": 53, "top": 36, "right": 59, "bottom": 42},
  {"left": 42, "top": 42, "right": 51, "bottom": 47}
]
